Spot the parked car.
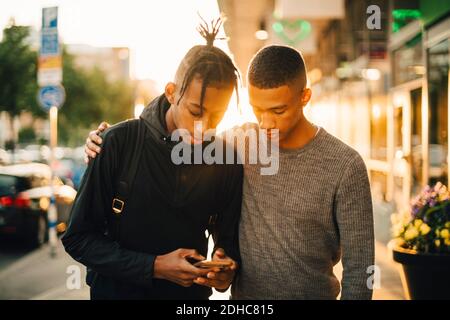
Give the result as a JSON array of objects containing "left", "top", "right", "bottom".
[
  {"left": 0, "top": 163, "right": 77, "bottom": 247},
  {"left": 0, "top": 149, "right": 11, "bottom": 165}
]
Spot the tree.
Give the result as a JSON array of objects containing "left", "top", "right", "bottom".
[
  {"left": 0, "top": 22, "right": 40, "bottom": 149},
  {"left": 58, "top": 51, "right": 134, "bottom": 146},
  {"left": 18, "top": 126, "right": 37, "bottom": 144}
]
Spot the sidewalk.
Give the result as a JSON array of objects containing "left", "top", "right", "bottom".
[
  {"left": 0, "top": 240, "right": 89, "bottom": 300},
  {"left": 372, "top": 241, "right": 405, "bottom": 299},
  {"left": 332, "top": 241, "right": 405, "bottom": 300},
  {"left": 370, "top": 199, "right": 406, "bottom": 300}
]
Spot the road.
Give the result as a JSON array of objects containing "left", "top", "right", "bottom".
[{"left": 0, "top": 239, "right": 34, "bottom": 270}]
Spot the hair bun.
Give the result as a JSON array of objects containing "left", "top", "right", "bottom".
[{"left": 197, "top": 14, "right": 226, "bottom": 47}]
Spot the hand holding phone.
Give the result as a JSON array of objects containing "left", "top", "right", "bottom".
[{"left": 193, "top": 260, "right": 233, "bottom": 270}]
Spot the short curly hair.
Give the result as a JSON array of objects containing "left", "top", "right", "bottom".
[{"left": 248, "top": 45, "right": 307, "bottom": 90}]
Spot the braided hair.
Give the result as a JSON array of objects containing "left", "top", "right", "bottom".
[{"left": 174, "top": 16, "right": 240, "bottom": 114}]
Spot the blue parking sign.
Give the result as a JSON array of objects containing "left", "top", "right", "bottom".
[
  {"left": 38, "top": 85, "right": 65, "bottom": 111},
  {"left": 42, "top": 7, "right": 58, "bottom": 29}
]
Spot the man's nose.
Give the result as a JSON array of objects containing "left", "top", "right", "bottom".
[{"left": 259, "top": 113, "right": 275, "bottom": 130}]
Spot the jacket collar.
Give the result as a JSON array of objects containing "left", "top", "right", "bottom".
[
  {"left": 140, "top": 94, "right": 217, "bottom": 149},
  {"left": 140, "top": 94, "right": 172, "bottom": 144}
]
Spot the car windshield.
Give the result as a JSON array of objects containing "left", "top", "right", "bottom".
[{"left": 0, "top": 175, "right": 18, "bottom": 196}]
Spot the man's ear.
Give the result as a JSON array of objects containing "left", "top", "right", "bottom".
[
  {"left": 165, "top": 82, "right": 177, "bottom": 105},
  {"left": 300, "top": 88, "right": 312, "bottom": 106}
]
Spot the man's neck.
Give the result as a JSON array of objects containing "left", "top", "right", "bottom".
[{"left": 279, "top": 118, "right": 318, "bottom": 150}]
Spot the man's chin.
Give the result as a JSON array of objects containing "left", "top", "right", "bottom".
[
  {"left": 178, "top": 134, "right": 203, "bottom": 145},
  {"left": 264, "top": 132, "right": 281, "bottom": 142}
]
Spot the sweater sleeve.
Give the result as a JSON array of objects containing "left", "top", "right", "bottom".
[{"left": 335, "top": 153, "right": 375, "bottom": 300}]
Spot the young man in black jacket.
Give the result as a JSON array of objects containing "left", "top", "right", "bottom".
[{"left": 62, "top": 21, "right": 243, "bottom": 300}]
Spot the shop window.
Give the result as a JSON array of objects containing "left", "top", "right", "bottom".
[
  {"left": 393, "top": 34, "right": 423, "bottom": 86},
  {"left": 428, "top": 39, "right": 449, "bottom": 186}
]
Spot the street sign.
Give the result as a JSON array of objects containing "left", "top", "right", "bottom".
[
  {"left": 42, "top": 7, "right": 58, "bottom": 29},
  {"left": 40, "top": 29, "right": 59, "bottom": 56},
  {"left": 37, "top": 55, "right": 62, "bottom": 86},
  {"left": 38, "top": 69, "right": 63, "bottom": 87},
  {"left": 38, "top": 55, "right": 62, "bottom": 69},
  {"left": 38, "top": 85, "right": 66, "bottom": 111},
  {"left": 38, "top": 7, "right": 61, "bottom": 86}
]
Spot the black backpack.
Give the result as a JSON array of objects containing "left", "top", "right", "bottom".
[
  {"left": 109, "top": 118, "right": 146, "bottom": 242},
  {"left": 86, "top": 118, "right": 146, "bottom": 289}
]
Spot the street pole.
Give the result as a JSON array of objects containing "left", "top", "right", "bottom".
[
  {"left": 37, "top": 7, "right": 63, "bottom": 258},
  {"left": 48, "top": 106, "right": 58, "bottom": 257}
]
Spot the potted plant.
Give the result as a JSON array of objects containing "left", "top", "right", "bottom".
[{"left": 390, "top": 182, "right": 450, "bottom": 300}]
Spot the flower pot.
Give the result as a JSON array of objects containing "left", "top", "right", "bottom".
[{"left": 390, "top": 242, "right": 450, "bottom": 300}]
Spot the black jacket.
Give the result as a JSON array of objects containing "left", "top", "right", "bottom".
[{"left": 62, "top": 95, "right": 243, "bottom": 300}]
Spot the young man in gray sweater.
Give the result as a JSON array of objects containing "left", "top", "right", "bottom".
[{"left": 84, "top": 45, "right": 374, "bottom": 300}]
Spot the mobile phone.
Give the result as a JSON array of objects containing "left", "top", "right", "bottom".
[{"left": 193, "top": 260, "right": 233, "bottom": 270}]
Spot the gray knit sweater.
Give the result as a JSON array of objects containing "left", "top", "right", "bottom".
[{"left": 231, "top": 125, "right": 374, "bottom": 300}]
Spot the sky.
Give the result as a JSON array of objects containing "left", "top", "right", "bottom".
[{"left": 0, "top": 0, "right": 229, "bottom": 86}]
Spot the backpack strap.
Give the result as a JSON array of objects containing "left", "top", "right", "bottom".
[{"left": 111, "top": 119, "right": 146, "bottom": 216}]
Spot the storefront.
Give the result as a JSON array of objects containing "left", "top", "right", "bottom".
[
  {"left": 308, "top": 2, "right": 450, "bottom": 225},
  {"left": 381, "top": 10, "right": 450, "bottom": 212}
]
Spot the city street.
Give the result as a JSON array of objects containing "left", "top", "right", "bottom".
[{"left": 0, "top": 241, "right": 32, "bottom": 270}]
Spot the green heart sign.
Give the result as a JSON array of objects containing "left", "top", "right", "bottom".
[{"left": 272, "top": 19, "right": 311, "bottom": 46}]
